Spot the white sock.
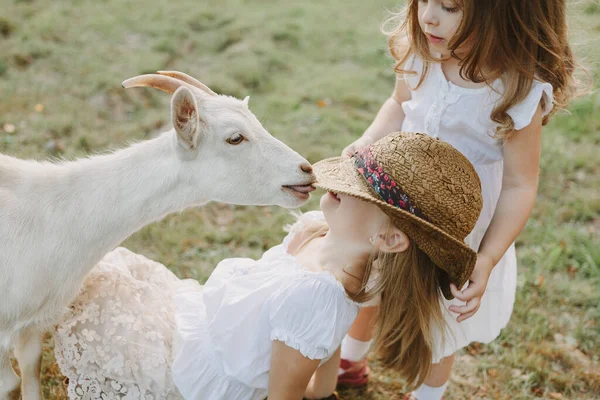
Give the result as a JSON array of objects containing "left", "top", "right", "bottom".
[
  {"left": 411, "top": 382, "right": 448, "bottom": 400},
  {"left": 340, "top": 335, "right": 372, "bottom": 362}
]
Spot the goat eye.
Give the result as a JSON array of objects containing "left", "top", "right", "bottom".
[{"left": 226, "top": 134, "right": 245, "bottom": 145}]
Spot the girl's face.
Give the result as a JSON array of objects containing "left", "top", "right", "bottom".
[
  {"left": 417, "top": 0, "right": 465, "bottom": 55},
  {"left": 320, "top": 191, "right": 390, "bottom": 247}
]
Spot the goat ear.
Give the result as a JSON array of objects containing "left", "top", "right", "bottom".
[
  {"left": 243, "top": 96, "right": 250, "bottom": 106},
  {"left": 171, "top": 86, "right": 201, "bottom": 150}
]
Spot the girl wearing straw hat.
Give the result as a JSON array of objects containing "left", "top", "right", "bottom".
[
  {"left": 54, "top": 132, "right": 482, "bottom": 400},
  {"left": 338, "top": 0, "right": 581, "bottom": 398}
]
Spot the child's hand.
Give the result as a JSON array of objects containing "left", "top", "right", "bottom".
[
  {"left": 448, "top": 254, "right": 494, "bottom": 323},
  {"left": 341, "top": 136, "right": 375, "bottom": 158}
]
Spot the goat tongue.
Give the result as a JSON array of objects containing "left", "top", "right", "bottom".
[{"left": 287, "top": 185, "right": 316, "bottom": 194}]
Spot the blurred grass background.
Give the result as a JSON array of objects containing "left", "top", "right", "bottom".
[{"left": 1, "top": 0, "right": 599, "bottom": 398}]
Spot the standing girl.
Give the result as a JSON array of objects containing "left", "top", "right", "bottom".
[
  {"left": 54, "top": 132, "right": 483, "bottom": 399},
  {"left": 339, "top": 1, "right": 580, "bottom": 399}
]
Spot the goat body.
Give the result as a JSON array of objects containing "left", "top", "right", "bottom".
[{"left": 0, "top": 74, "right": 315, "bottom": 400}]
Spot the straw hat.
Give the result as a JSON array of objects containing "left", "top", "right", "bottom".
[{"left": 313, "top": 132, "right": 483, "bottom": 299}]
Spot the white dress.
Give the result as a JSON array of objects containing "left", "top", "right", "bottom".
[
  {"left": 400, "top": 53, "right": 554, "bottom": 362},
  {"left": 55, "top": 212, "right": 360, "bottom": 400}
]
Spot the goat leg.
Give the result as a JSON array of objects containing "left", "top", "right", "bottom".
[
  {"left": 15, "top": 326, "right": 43, "bottom": 400},
  {"left": 0, "top": 340, "right": 21, "bottom": 400}
]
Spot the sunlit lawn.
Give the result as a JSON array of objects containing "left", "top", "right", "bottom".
[{"left": 1, "top": 0, "right": 598, "bottom": 398}]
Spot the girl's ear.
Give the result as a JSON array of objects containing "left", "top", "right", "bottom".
[{"left": 373, "top": 227, "right": 410, "bottom": 254}]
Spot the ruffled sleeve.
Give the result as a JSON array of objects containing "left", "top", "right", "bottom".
[
  {"left": 507, "top": 80, "right": 554, "bottom": 130},
  {"left": 269, "top": 275, "right": 358, "bottom": 361}
]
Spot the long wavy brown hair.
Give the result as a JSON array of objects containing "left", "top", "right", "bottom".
[
  {"left": 387, "top": 0, "right": 583, "bottom": 138},
  {"left": 292, "top": 217, "right": 445, "bottom": 388}
]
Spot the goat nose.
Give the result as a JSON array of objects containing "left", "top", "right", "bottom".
[{"left": 300, "top": 163, "right": 313, "bottom": 174}]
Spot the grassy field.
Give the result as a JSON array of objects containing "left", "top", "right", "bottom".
[{"left": 1, "top": 0, "right": 599, "bottom": 398}]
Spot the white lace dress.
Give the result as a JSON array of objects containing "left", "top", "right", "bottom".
[
  {"left": 400, "top": 53, "right": 554, "bottom": 362},
  {"left": 55, "top": 212, "right": 359, "bottom": 400}
]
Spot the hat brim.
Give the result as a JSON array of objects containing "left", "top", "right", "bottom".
[{"left": 313, "top": 156, "right": 477, "bottom": 300}]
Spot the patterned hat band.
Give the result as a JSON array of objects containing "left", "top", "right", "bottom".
[{"left": 353, "top": 147, "right": 429, "bottom": 222}]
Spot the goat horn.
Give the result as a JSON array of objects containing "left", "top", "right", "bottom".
[
  {"left": 157, "top": 71, "right": 217, "bottom": 96},
  {"left": 121, "top": 74, "right": 200, "bottom": 95}
]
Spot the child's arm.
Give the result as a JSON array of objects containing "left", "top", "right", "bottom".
[
  {"left": 450, "top": 105, "right": 544, "bottom": 321},
  {"left": 268, "top": 340, "right": 320, "bottom": 400},
  {"left": 304, "top": 347, "right": 341, "bottom": 399}
]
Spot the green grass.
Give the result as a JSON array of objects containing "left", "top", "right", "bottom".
[{"left": 1, "top": 0, "right": 599, "bottom": 398}]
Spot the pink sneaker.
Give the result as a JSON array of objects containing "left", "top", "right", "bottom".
[{"left": 337, "top": 358, "right": 369, "bottom": 388}]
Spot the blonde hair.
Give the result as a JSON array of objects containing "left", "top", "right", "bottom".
[
  {"left": 293, "top": 216, "right": 445, "bottom": 388},
  {"left": 386, "top": 0, "right": 584, "bottom": 139}
]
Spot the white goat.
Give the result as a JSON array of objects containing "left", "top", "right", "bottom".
[{"left": 0, "top": 71, "right": 316, "bottom": 400}]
